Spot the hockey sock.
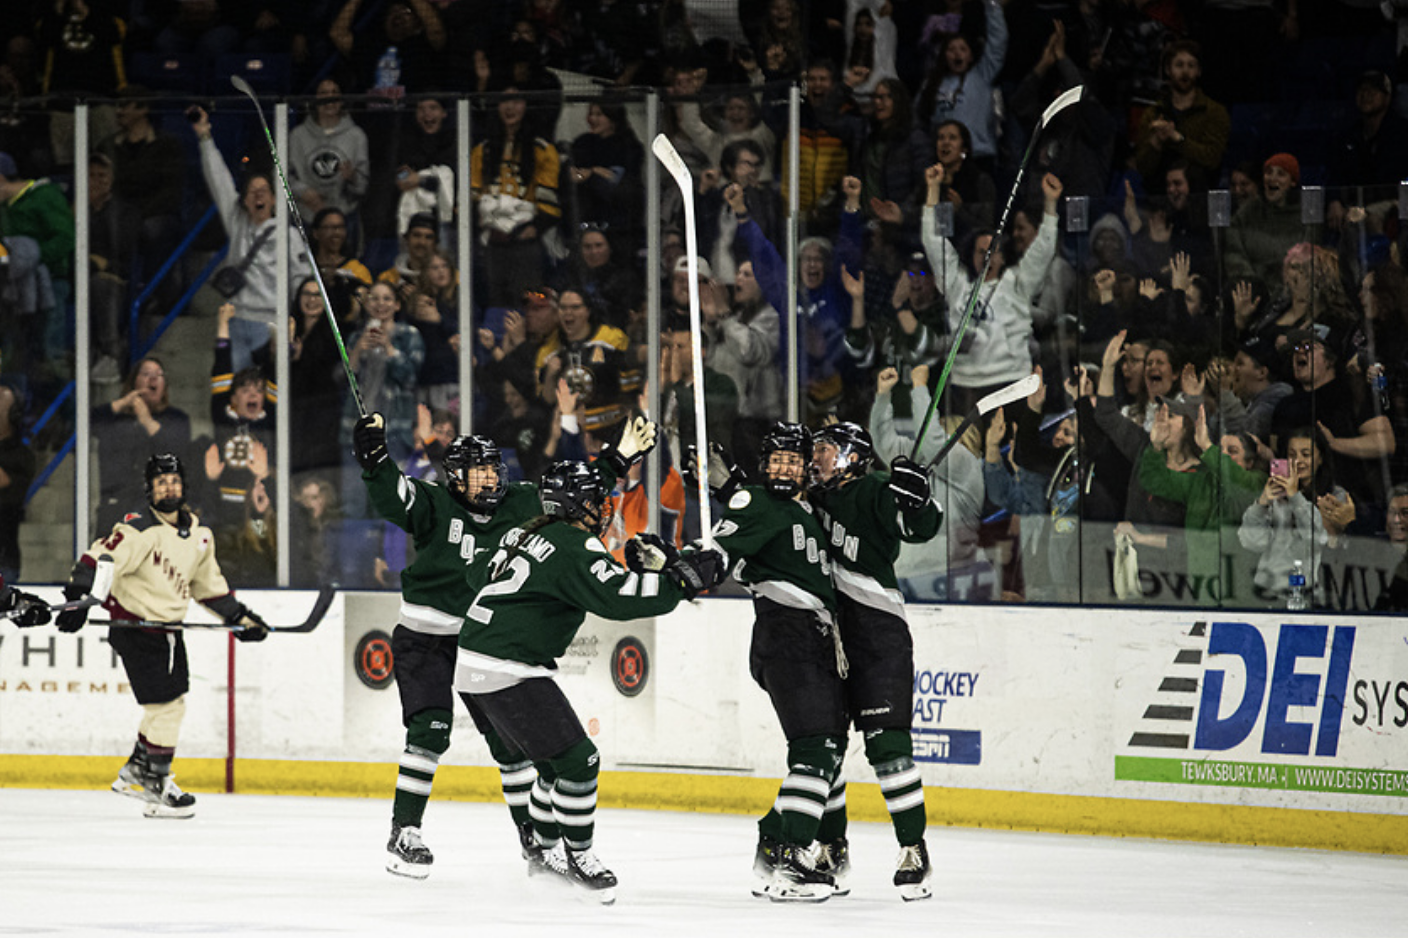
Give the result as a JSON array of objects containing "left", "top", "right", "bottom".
[
  {"left": 866, "top": 728, "right": 926, "bottom": 845},
  {"left": 529, "top": 766, "right": 561, "bottom": 846},
  {"left": 483, "top": 729, "right": 535, "bottom": 828},
  {"left": 393, "top": 709, "right": 452, "bottom": 827},
  {"left": 814, "top": 776, "right": 848, "bottom": 843},
  {"left": 776, "top": 735, "right": 844, "bottom": 846},
  {"left": 547, "top": 738, "right": 599, "bottom": 851}
]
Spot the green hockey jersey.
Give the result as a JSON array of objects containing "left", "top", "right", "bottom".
[
  {"left": 810, "top": 471, "right": 942, "bottom": 617},
  {"left": 363, "top": 458, "right": 542, "bottom": 635},
  {"left": 456, "top": 520, "right": 691, "bottom": 677},
  {"left": 712, "top": 486, "right": 836, "bottom": 619}
]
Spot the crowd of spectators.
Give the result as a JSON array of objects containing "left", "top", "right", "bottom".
[{"left": 3, "top": 0, "right": 1408, "bottom": 609}]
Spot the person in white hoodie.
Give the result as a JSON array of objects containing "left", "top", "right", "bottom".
[
  {"left": 191, "top": 106, "right": 311, "bottom": 372},
  {"left": 920, "top": 162, "right": 1061, "bottom": 411},
  {"left": 288, "top": 78, "right": 370, "bottom": 249}
]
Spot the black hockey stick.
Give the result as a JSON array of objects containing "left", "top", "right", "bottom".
[
  {"left": 911, "top": 85, "right": 1084, "bottom": 461},
  {"left": 922, "top": 373, "right": 1040, "bottom": 470},
  {"left": 229, "top": 74, "right": 365, "bottom": 415},
  {"left": 0, "top": 556, "right": 116, "bottom": 623},
  {"left": 92, "top": 585, "right": 336, "bottom": 635}
]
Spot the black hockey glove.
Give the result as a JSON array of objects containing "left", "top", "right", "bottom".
[
  {"left": 669, "top": 545, "right": 727, "bottom": 600},
  {"left": 352, "top": 413, "right": 389, "bottom": 471},
  {"left": 56, "top": 561, "right": 96, "bottom": 633},
  {"left": 624, "top": 531, "right": 676, "bottom": 576},
  {"left": 233, "top": 607, "right": 270, "bottom": 643},
  {"left": 887, "top": 456, "right": 932, "bottom": 514},
  {"left": 599, "top": 416, "right": 657, "bottom": 478},
  {"left": 683, "top": 442, "right": 743, "bottom": 501},
  {"left": 2, "top": 588, "right": 51, "bottom": 628}
]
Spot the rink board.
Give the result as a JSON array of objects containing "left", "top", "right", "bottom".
[{"left": 1, "top": 590, "right": 1405, "bottom": 853}]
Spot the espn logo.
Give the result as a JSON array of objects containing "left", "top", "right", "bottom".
[{"left": 912, "top": 727, "right": 981, "bottom": 765}]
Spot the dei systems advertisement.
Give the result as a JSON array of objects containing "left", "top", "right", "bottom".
[{"left": 1115, "top": 618, "right": 1408, "bottom": 804}]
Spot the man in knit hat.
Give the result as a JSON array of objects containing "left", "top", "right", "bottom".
[{"left": 1224, "top": 152, "right": 1308, "bottom": 289}]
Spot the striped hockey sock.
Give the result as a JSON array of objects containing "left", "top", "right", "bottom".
[
  {"left": 529, "top": 775, "right": 560, "bottom": 846},
  {"left": 499, "top": 759, "right": 535, "bottom": 828},
  {"left": 392, "top": 745, "right": 438, "bottom": 827},
  {"left": 815, "top": 777, "right": 848, "bottom": 843},
  {"left": 876, "top": 756, "right": 927, "bottom": 845},
  {"left": 776, "top": 768, "right": 830, "bottom": 845},
  {"left": 553, "top": 777, "right": 598, "bottom": 851}
]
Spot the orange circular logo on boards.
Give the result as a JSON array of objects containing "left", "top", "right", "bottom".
[
  {"left": 355, "top": 630, "right": 395, "bottom": 689},
  {"left": 611, "top": 636, "right": 649, "bottom": 697}
]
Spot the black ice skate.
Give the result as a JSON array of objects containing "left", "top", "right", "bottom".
[
  {"left": 516, "top": 822, "right": 537, "bottom": 861},
  {"left": 386, "top": 822, "right": 433, "bottom": 879},
  {"left": 764, "top": 843, "right": 834, "bottom": 903},
  {"left": 565, "top": 847, "right": 617, "bottom": 905},
  {"left": 110, "top": 747, "right": 151, "bottom": 803},
  {"left": 894, "top": 840, "right": 932, "bottom": 901},
  {"left": 816, "top": 837, "right": 851, "bottom": 897},
  {"left": 141, "top": 774, "right": 196, "bottom": 820},
  {"left": 751, "top": 834, "right": 781, "bottom": 898}
]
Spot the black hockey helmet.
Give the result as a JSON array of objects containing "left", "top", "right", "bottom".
[
  {"left": 443, "top": 434, "right": 506, "bottom": 513},
  {"left": 539, "top": 460, "right": 614, "bottom": 535},
  {"left": 144, "top": 452, "right": 186, "bottom": 510},
  {"left": 811, "top": 421, "right": 874, "bottom": 493},
  {"left": 758, "top": 422, "right": 812, "bottom": 499}
]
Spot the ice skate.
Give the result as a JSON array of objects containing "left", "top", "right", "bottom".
[
  {"left": 141, "top": 774, "right": 196, "bottom": 820},
  {"left": 894, "top": 840, "right": 932, "bottom": 901},
  {"left": 763, "top": 843, "right": 834, "bottom": 903},
  {"left": 750, "top": 834, "right": 781, "bottom": 898},
  {"left": 816, "top": 837, "right": 851, "bottom": 897},
  {"left": 525, "top": 840, "right": 570, "bottom": 880},
  {"left": 386, "top": 823, "right": 433, "bottom": 879},
  {"left": 110, "top": 756, "right": 152, "bottom": 803},
  {"left": 516, "top": 822, "right": 537, "bottom": 861},
  {"left": 565, "top": 848, "right": 617, "bottom": 905}
]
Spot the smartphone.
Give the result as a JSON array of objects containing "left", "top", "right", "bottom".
[
  {"left": 185, "top": 105, "right": 203, "bottom": 124},
  {"left": 1270, "top": 458, "right": 1289, "bottom": 478}
]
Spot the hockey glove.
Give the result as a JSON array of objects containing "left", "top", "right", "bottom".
[
  {"left": 683, "top": 442, "right": 743, "bottom": 501},
  {"left": 233, "top": 607, "right": 270, "bottom": 643},
  {"left": 352, "top": 413, "right": 389, "bottom": 471},
  {"left": 599, "top": 416, "right": 658, "bottom": 477},
  {"left": 669, "top": 545, "right": 727, "bottom": 600},
  {"left": 887, "top": 456, "right": 932, "bottom": 514},
  {"left": 3, "top": 589, "right": 52, "bottom": 628},
  {"left": 56, "top": 560, "right": 96, "bottom": 633},
  {"left": 624, "top": 531, "right": 675, "bottom": 575}
]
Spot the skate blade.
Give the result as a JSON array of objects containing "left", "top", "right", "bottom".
[
  {"left": 898, "top": 883, "right": 933, "bottom": 902},
  {"left": 112, "top": 780, "right": 156, "bottom": 803},
  {"left": 386, "top": 856, "right": 432, "bottom": 880},
  {"left": 764, "top": 882, "right": 832, "bottom": 903},
  {"left": 588, "top": 886, "right": 616, "bottom": 906},
  {"left": 142, "top": 803, "right": 195, "bottom": 820}
]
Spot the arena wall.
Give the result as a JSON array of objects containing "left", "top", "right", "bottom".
[{"left": 2, "top": 590, "right": 1404, "bottom": 854}]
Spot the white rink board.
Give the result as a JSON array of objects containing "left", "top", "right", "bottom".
[{"left": 2, "top": 591, "right": 1405, "bottom": 816}]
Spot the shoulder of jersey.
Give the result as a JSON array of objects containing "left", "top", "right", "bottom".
[
  {"left": 584, "top": 536, "right": 610, "bottom": 555},
  {"left": 728, "top": 489, "right": 753, "bottom": 510},
  {"left": 118, "top": 509, "right": 157, "bottom": 531}
]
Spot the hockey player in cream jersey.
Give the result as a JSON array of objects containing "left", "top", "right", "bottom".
[
  {"left": 56, "top": 453, "right": 269, "bottom": 818},
  {"left": 808, "top": 422, "right": 940, "bottom": 900}
]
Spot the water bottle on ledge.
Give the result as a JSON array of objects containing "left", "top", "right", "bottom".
[{"left": 1287, "top": 559, "right": 1308, "bottom": 611}]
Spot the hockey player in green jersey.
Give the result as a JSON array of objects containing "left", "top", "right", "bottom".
[
  {"left": 704, "top": 422, "right": 849, "bottom": 903},
  {"left": 354, "top": 413, "right": 544, "bottom": 879},
  {"left": 808, "top": 421, "right": 941, "bottom": 900},
  {"left": 454, "top": 459, "right": 722, "bottom": 904}
]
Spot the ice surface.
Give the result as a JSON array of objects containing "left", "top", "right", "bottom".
[{"left": 0, "top": 788, "right": 1400, "bottom": 937}]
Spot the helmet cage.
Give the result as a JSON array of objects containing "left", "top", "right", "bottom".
[
  {"left": 443, "top": 435, "right": 507, "bottom": 513},
  {"left": 810, "top": 422, "right": 873, "bottom": 493}
]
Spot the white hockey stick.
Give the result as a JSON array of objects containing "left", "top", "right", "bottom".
[
  {"left": 230, "top": 75, "right": 365, "bottom": 415},
  {"left": 923, "top": 373, "right": 1041, "bottom": 470},
  {"left": 652, "top": 133, "right": 714, "bottom": 550},
  {"left": 911, "top": 85, "right": 1085, "bottom": 461}
]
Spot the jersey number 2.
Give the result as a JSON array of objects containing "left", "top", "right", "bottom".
[{"left": 466, "top": 553, "right": 530, "bottom": 624}]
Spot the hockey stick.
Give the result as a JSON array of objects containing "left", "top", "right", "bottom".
[
  {"left": 92, "top": 585, "right": 336, "bottom": 635},
  {"left": 230, "top": 75, "right": 365, "bottom": 416},
  {"left": 651, "top": 133, "right": 714, "bottom": 550},
  {"left": 0, "top": 555, "right": 115, "bottom": 623},
  {"left": 910, "top": 85, "right": 1084, "bottom": 461},
  {"left": 922, "top": 373, "right": 1041, "bottom": 470}
]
